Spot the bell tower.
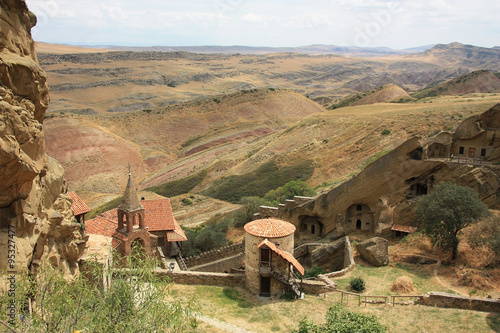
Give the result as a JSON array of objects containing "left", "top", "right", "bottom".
[{"left": 117, "top": 167, "right": 145, "bottom": 233}]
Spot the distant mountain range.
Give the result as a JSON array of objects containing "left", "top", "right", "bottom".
[{"left": 88, "top": 43, "right": 436, "bottom": 57}]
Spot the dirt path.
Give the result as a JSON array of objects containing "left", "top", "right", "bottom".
[
  {"left": 196, "top": 314, "right": 256, "bottom": 333},
  {"left": 432, "top": 261, "right": 467, "bottom": 296}
]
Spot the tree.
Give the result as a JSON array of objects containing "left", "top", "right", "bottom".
[
  {"left": 1, "top": 251, "right": 198, "bottom": 332},
  {"left": 415, "top": 182, "right": 489, "bottom": 260},
  {"left": 293, "top": 304, "right": 386, "bottom": 333},
  {"left": 264, "top": 180, "right": 316, "bottom": 206}
]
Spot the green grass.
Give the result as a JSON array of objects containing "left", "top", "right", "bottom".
[
  {"left": 170, "top": 284, "right": 498, "bottom": 333},
  {"left": 87, "top": 195, "right": 122, "bottom": 219},
  {"left": 362, "top": 150, "right": 391, "bottom": 169},
  {"left": 202, "top": 160, "right": 314, "bottom": 203},
  {"left": 334, "top": 262, "right": 454, "bottom": 296},
  {"left": 146, "top": 169, "right": 207, "bottom": 198}
]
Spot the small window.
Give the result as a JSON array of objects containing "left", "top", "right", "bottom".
[
  {"left": 311, "top": 224, "right": 316, "bottom": 234},
  {"left": 459, "top": 146, "right": 465, "bottom": 155},
  {"left": 481, "top": 148, "right": 487, "bottom": 157},
  {"left": 356, "top": 204, "right": 362, "bottom": 211}
]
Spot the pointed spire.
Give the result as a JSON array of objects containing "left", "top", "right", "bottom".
[{"left": 118, "top": 167, "right": 143, "bottom": 213}]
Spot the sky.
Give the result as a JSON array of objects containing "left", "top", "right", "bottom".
[{"left": 25, "top": 0, "right": 500, "bottom": 49}]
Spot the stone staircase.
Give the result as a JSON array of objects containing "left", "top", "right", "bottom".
[
  {"left": 176, "top": 251, "right": 188, "bottom": 271},
  {"left": 270, "top": 270, "right": 301, "bottom": 298}
]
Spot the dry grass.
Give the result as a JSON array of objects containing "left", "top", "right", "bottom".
[{"left": 166, "top": 283, "right": 499, "bottom": 333}]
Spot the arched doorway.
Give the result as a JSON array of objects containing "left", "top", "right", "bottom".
[
  {"left": 428, "top": 143, "right": 447, "bottom": 158},
  {"left": 346, "top": 204, "right": 374, "bottom": 232}
]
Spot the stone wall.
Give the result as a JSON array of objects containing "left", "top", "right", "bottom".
[
  {"left": 184, "top": 242, "right": 244, "bottom": 268},
  {"left": 257, "top": 196, "right": 314, "bottom": 219},
  {"left": 420, "top": 292, "right": 500, "bottom": 313},
  {"left": 301, "top": 279, "right": 329, "bottom": 294},
  {"left": 156, "top": 268, "right": 245, "bottom": 287},
  {"left": 188, "top": 253, "right": 244, "bottom": 273}
]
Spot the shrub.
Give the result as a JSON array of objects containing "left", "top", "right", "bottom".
[
  {"left": 203, "top": 160, "right": 314, "bottom": 203},
  {"left": 349, "top": 277, "right": 366, "bottom": 292},
  {"left": 293, "top": 304, "right": 386, "bottom": 333},
  {"left": 2, "top": 253, "right": 197, "bottom": 332},
  {"left": 182, "top": 198, "right": 193, "bottom": 206},
  {"left": 303, "top": 266, "right": 326, "bottom": 279},
  {"left": 146, "top": 170, "right": 207, "bottom": 198},
  {"left": 381, "top": 129, "right": 391, "bottom": 135}
]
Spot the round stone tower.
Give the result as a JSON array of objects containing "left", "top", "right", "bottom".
[{"left": 244, "top": 218, "right": 300, "bottom": 297}]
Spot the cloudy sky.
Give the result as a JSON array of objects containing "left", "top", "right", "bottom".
[{"left": 25, "top": 0, "right": 500, "bottom": 49}]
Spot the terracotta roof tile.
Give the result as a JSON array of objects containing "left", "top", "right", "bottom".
[
  {"left": 85, "top": 216, "right": 126, "bottom": 241},
  {"left": 244, "top": 218, "right": 296, "bottom": 238},
  {"left": 69, "top": 191, "right": 90, "bottom": 216},
  {"left": 391, "top": 225, "right": 418, "bottom": 233},
  {"left": 86, "top": 198, "right": 186, "bottom": 243},
  {"left": 258, "top": 238, "right": 304, "bottom": 275}
]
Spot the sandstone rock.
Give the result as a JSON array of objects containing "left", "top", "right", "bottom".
[
  {"left": 0, "top": 1, "right": 85, "bottom": 278},
  {"left": 310, "top": 238, "right": 345, "bottom": 271},
  {"left": 356, "top": 237, "right": 389, "bottom": 266}
]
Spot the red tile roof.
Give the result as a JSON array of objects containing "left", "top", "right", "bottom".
[
  {"left": 391, "top": 225, "right": 418, "bottom": 233},
  {"left": 258, "top": 238, "right": 304, "bottom": 276},
  {"left": 85, "top": 216, "right": 127, "bottom": 241},
  {"left": 86, "top": 198, "right": 186, "bottom": 242},
  {"left": 244, "top": 218, "right": 296, "bottom": 238},
  {"left": 69, "top": 191, "right": 90, "bottom": 216}
]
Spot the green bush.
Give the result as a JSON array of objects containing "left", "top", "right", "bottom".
[
  {"left": 349, "top": 276, "right": 366, "bottom": 292},
  {"left": 146, "top": 170, "right": 207, "bottom": 198},
  {"left": 381, "top": 129, "right": 391, "bottom": 135},
  {"left": 293, "top": 304, "right": 386, "bottom": 333},
  {"left": 181, "top": 198, "right": 193, "bottom": 205},
  {"left": 203, "top": 160, "right": 314, "bottom": 203},
  {"left": 1, "top": 252, "right": 197, "bottom": 332},
  {"left": 87, "top": 195, "right": 123, "bottom": 219},
  {"left": 302, "top": 266, "right": 326, "bottom": 279},
  {"left": 181, "top": 219, "right": 231, "bottom": 257}
]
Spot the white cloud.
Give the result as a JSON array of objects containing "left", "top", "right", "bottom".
[
  {"left": 242, "top": 13, "right": 265, "bottom": 23},
  {"left": 24, "top": 0, "right": 500, "bottom": 48}
]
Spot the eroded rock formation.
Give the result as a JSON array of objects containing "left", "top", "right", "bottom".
[
  {"left": 267, "top": 104, "right": 500, "bottom": 240},
  {"left": 356, "top": 237, "right": 389, "bottom": 267},
  {"left": 0, "top": 0, "right": 86, "bottom": 277}
]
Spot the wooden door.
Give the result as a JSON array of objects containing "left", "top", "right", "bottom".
[
  {"left": 260, "top": 276, "right": 271, "bottom": 297},
  {"left": 468, "top": 147, "right": 476, "bottom": 158}
]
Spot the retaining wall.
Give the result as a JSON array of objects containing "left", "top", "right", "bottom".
[
  {"left": 156, "top": 268, "right": 245, "bottom": 287},
  {"left": 184, "top": 242, "right": 244, "bottom": 268},
  {"left": 188, "top": 253, "right": 244, "bottom": 273},
  {"left": 420, "top": 292, "right": 500, "bottom": 313}
]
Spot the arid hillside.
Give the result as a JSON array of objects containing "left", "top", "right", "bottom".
[
  {"left": 329, "top": 84, "right": 412, "bottom": 109},
  {"left": 37, "top": 42, "right": 500, "bottom": 113},
  {"left": 44, "top": 87, "right": 499, "bottom": 203}
]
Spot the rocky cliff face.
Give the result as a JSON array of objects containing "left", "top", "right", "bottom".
[
  {"left": 280, "top": 104, "right": 500, "bottom": 240},
  {"left": 0, "top": 0, "right": 86, "bottom": 276}
]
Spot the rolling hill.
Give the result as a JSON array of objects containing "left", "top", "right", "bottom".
[
  {"left": 412, "top": 70, "right": 500, "bottom": 99},
  {"left": 37, "top": 43, "right": 500, "bottom": 113},
  {"left": 329, "top": 84, "right": 412, "bottom": 109}
]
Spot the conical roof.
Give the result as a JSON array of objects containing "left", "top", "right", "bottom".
[
  {"left": 118, "top": 174, "right": 144, "bottom": 213},
  {"left": 244, "top": 218, "right": 296, "bottom": 238}
]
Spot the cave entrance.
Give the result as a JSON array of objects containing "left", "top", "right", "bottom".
[
  {"left": 409, "top": 147, "right": 423, "bottom": 160},
  {"left": 356, "top": 219, "right": 362, "bottom": 230}
]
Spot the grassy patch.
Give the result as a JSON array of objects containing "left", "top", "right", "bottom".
[
  {"left": 146, "top": 169, "right": 207, "bottom": 198},
  {"left": 87, "top": 195, "right": 122, "bottom": 219},
  {"left": 169, "top": 284, "right": 496, "bottom": 333},
  {"left": 362, "top": 150, "right": 391, "bottom": 169},
  {"left": 202, "top": 160, "right": 314, "bottom": 203}
]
